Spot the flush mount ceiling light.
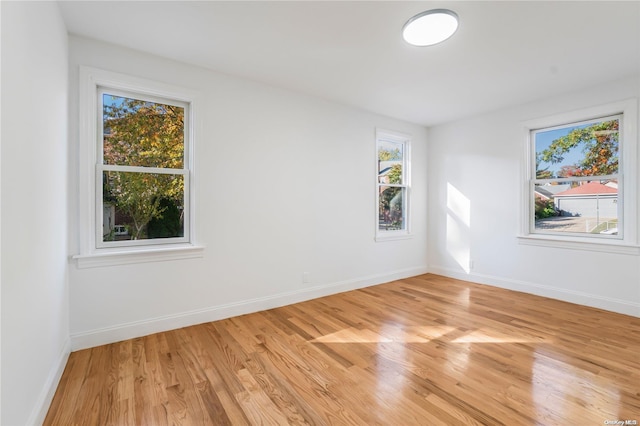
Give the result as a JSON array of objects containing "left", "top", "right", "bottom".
[{"left": 402, "top": 9, "right": 459, "bottom": 46}]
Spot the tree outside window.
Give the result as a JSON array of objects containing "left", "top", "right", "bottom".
[
  {"left": 100, "top": 92, "right": 189, "bottom": 245},
  {"left": 376, "top": 130, "right": 410, "bottom": 239},
  {"left": 532, "top": 116, "right": 621, "bottom": 237}
]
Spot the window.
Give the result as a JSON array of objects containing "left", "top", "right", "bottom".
[
  {"left": 532, "top": 115, "right": 621, "bottom": 237},
  {"left": 521, "top": 100, "right": 638, "bottom": 254},
  {"left": 376, "top": 129, "right": 411, "bottom": 241},
  {"left": 99, "top": 90, "right": 189, "bottom": 247},
  {"left": 75, "top": 67, "right": 202, "bottom": 267}
]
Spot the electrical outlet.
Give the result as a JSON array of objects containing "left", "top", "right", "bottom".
[{"left": 302, "top": 272, "right": 310, "bottom": 283}]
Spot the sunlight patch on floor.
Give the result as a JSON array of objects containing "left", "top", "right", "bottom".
[
  {"left": 531, "top": 351, "right": 621, "bottom": 423},
  {"left": 452, "top": 328, "right": 545, "bottom": 344},
  {"left": 311, "top": 325, "right": 457, "bottom": 344}
]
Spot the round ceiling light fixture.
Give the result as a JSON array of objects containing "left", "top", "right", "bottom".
[{"left": 402, "top": 9, "right": 459, "bottom": 47}]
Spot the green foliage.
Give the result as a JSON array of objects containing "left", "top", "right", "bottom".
[
  {"left": 539, "top": 120, "right": 619, "bottom": 177},
  {"left": 103, "top": 97, "right": 184, "bottom": 170},
  {"left": 378, "top": 147, "right": 402, "bottom": 161},
  {"left": 387, "top": 164, "right": 402, "bottom": 184},
  {"left": 105, "top": 172, "right": 183, "bottom": 239},
  {"left": 534, "top": 198, "right": 557, "bottom": 220},
  {"left": 535, "top": 153, "right": 553, "bottom": 179},
  {"left": 103, "top": 95, "right": 185, "bottom": 240},
  {"left": 147, "top": 197, "right": 183, "bottom": 238},
  {"left": 379, "top": 187, "right": 404, "bottom": 229}
]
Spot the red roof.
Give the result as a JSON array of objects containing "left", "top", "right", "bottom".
[{"left": 554, "top": 181, "right": 617, "bottom": 197}]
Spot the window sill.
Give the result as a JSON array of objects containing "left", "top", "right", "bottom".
[
  {"left": 72, "top": 244, "right": 205, "bottom": 268},
  {"left": 517, "top": 234, "right": 640, "bottom": 255},
  {"left": 375, "top": 232, "right": 413, "bottom": 242}
]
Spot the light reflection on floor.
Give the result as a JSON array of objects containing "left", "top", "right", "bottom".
[
  {"left": 532, "top": 350, "right": 621, "bottom": 423},
  {"left": 309, "top": 307, "right": 631, "bottom": 424}
]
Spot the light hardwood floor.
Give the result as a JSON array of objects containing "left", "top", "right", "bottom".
[{"left": 45, "top": 274, "right": 640, "bottom": 425}]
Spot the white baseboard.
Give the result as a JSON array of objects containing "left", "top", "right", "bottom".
[
  {"left": 428, "top": 265, "right": 640, "bottom": 318},
  {"left": 71, "top": 265, "right": 429, "bottom": 351},
  {"left": 27, "top": 337, "right": 71, "bottom": 426}
]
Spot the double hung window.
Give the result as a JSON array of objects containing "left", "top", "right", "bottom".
[
  {"left": 521, "top": 99, "right": 638, "bottom": 253},
  {"left": 99, "top": 89, "right": 189, "bottom": 247},
  {"left": 76, "top": 67, "right": 202, "bottom": 267},
  {"left": 531, "top": 115, "right": 621, "bottom": 238},
  {"left": 376, "top": 129, "right": 411, "bottom": 240}
]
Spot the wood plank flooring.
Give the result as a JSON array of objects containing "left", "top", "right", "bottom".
[{"left": 44, "top": 274, "right": 640, "bottom": 425}]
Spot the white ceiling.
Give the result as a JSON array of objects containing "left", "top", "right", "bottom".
[{"left": 58, "top": 1, "right": 640, "bottom": 127}]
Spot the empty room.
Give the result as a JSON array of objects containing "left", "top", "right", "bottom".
[{"left": 2, "top": 1, "right": 639, "bottom": 425}]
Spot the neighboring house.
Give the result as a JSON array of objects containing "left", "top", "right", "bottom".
[
  {"left": 103, "top": 203, "right": 115, "bottom": 237},
  {"left": 535, "top": 184, "right": 570, "bottom": 200},
  {"left": 378, "top": 160, "right": 401, "bottom": 184},
  {"left": 553, "top": 181, "right": 618, "bottom": 218},
  {"left": 103, "top": 203, "right": 129, "bottom": 238}
]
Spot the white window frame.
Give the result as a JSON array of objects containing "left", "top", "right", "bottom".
[
  {"left": 375, "top": 129, "right": 412, "bottom": 242},
  {"left": 97, "top": 86, "right": 190, "bottom": 248},
  {"left": 519, "top": 99, "right": 639, "bottom": 255},
  {"left": 74, "top": 67, "right": 203, "bottom": 268}
]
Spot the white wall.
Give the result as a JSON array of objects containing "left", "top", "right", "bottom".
[
  {"left": 427, "top": 74, "right": 640, "bottom": 317},
  {"left": 67, "top": 36, "right": 429, "bottom": 349},
  {"left": 1, "top": 2, "right": 70, "bottom": 424}
]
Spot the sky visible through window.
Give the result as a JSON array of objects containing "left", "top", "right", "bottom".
[
  {"left": 535, "top": 123, "right": 590, "bottom": 176},
  {"left": 378, "top": 140, "right": 403, "bottom": 158},
  {"left": 103, "top": 94, "right": 124, "bottom": 109}
]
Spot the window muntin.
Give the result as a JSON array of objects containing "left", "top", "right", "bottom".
[
  {"left": 376, "top": 130, "right": 410, "bottom": 239},
  {"left": 530, "top": 115, "right": 621, "bottom": 238},
  {"left": 98, "top": 89, "right": 189, "bottom": 247}
]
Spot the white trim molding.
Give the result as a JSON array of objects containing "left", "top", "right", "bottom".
[
  {"left": 27, "top": 338, "right": 71, "bottom": 426},
  {"left": 76, "top": 66, "right": 202, "bottom": 266},
  {"left": 70, "top": 265, "right": 429, "bottom": 350},
  {"left": 72, "top": 244, "right": 205, "bottom": 268},
  {"left": 429, "top": 264, "right": 640, "bottom": 318},
  {"left": 375, "top": 128, "right": 412, "bottom": 242},
  {"left": 517, "top": 234, "right": 640, "bottom": 255},
  {"left": 520, "top": 98, "right": 639, "bottom": 252}
]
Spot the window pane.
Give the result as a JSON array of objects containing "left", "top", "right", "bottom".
[
  {"left": 103, "top": 94, "right": 184, "bottom": 168},
  {"left": 379, "top": 186, "right": 405, "bottom": 231},
  {"left": 103, "top": 171, "right": 184, "bottom": 241},
  {"left": 378, "top": 140, "right": 404, "bottom": 184},
  {"left": 535, "top": 118, "right": 619, "bottom": 178},
  {"left": 534, "top": 181, "right": 618, "bottom": 235}
]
